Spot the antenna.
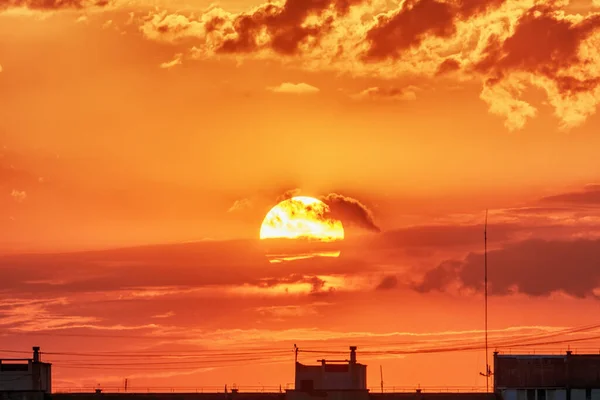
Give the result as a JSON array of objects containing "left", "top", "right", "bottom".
[
  {"left": 479, "top": 209, "right": 492, "bottom": 391},
  {"left": 380, "top": 365, "right": 384, "bottom": 393},
  {"left": 294, "top": 344, "right": 298, "bottom": 363}
]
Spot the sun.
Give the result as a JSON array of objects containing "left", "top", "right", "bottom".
[{"left": 260, "top": 196, "right": 344, "bottom": 242}]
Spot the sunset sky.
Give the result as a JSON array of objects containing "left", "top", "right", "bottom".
[{"left": 2, "top": 0, "right": 600, "bottom": 393}]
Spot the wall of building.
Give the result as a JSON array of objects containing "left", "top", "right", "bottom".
[
  {"left": 0, "top": 362, "right": 51, "bottom": 393},
  {"left": 500, "top": 389, "right": 600, "bottom": 400},
  {"left": 495, "top": 354, "right": 600, "bottom": 389},
  {"left": 49, "top": 393, "right": 496, "bottom": 400},
  {"left": 50, "top": 394, "right": 283, "bottom": 400},
  {"left": 370, "top": 394, "right": 498, "bottom": 400},
  {"left": 0, "top": 391, "right": 47, "bottom": 400},
  {"left": 1, "top": 364, "right": 34, "bottom": 392},
  {"left": 287, "top": 390, "right": 369, "bottom": 400},
  {"left": 294, "top": 363, "right": 367, "bottom": 391}
]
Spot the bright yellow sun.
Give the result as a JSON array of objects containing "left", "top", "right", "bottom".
[{"left": 259, "top": 196, "right": 344, "bottom": 242}]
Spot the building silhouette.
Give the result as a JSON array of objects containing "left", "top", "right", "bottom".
[
  {"left": 494, "top": 351, "right": 600, "bottom": 400},
  {"left": 6, "top": 345, "right": 600, "bottom": 400},
  {"left": 0, "top": 347, "right": 52, "bottom": 400},
  {"left": 288, "top": 346, "right": 368, "bottom": 400}
]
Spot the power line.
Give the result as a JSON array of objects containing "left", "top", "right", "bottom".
[
  {"left": 0, "top": 349, "right": 291, "bottom": 358},
  {"left": 4, "top": 324, "right": 600, "bottom": 372}
]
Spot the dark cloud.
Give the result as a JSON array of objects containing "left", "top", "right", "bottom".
[
  {"left": 436, "top": 58, "right": 461, "bottom": 75},
  {"left": 363, "top": 0, "right": 505, "bottom": 61},
  {"left": 540, "top": 185, "right": 600, "bottom": 206},
  {"left": 456, "top": 0, "right": 505, "bottom": 17},
  {"left": 415, "top": 239, "right": 600, "bottom": 298},
  {"left": 376, "top": 275, "right": 398, "bottom": 290},
  {"left": 475, "top": 7, "right": 600, "bottom": 94},
  {"left": 368, "top": 223, "right": 516, "bottom": 249},
  {"left": 500, "top": 206, "right": 585, "bottom": 215},
  {"left": 0, "top": 0, "right": 110, "bottom": 10},
  {"left": 363, "top": 0, "right": 455, "bottom": 61},
  {"left": 413, "top": 260, "right": 461, "bottom": 293},
  {"left": 0, "top": 240, "right": 373, "bottom": 296},
  {"left": 214, "top": 0, "right": 365, "bottom": 55},
  {"left": 253, "top": 274, "right": 333, "bottom": 295},
  {"left": 270, "top": 190, "right": 380, "bottom": 233},
  {"left": 353, "top": 86, "right": 418, "bottom": 101},
  {"left": 276, "top": 188, "right": 302, "bottom": 203},
  {"left": 321, "top": 193, "right": 380, "bottom": 232}
]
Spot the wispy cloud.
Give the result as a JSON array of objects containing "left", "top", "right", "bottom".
[
  {"left": 267, "top": 83, "right": 320, "bottom": 94},
  {"left": 11, "top": 189, "right": 27, "bottom": 202},
  {"left": 228, "top": 198, "right": 251, "bottom": 213},
  {"left": 352, "top": 86, "right": 419, "bottom": 102},
  {"left": 152, "top": 311, "right": 175, "bottom": 319},
  {"left": 160, "top": 53, "right": 183, "bottom": 69}
]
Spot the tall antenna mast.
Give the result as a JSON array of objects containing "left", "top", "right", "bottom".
[
  {"left": 380, "top": 365, "right": 384, "bottom": 393},
  {"left": 479, "top": 209, "right": 492, "bottom": 392},
  {"left": 294, "top": 344, "right": 298, "bottom": 363}
]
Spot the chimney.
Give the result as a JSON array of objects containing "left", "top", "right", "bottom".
[
  {"left": 350, "top": 346, "right": 357, "bottom": 364},
  {"left": 32, "top": 346, "right": 40, "bottom": 363}
]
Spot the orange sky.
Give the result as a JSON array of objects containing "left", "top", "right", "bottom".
[{"left": 2, "top": 0, "right": 600, "bottom": 393}]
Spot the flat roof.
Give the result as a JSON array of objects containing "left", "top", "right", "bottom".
[{"left": 496, "top": 354, "right": 600, "bottom": 359}]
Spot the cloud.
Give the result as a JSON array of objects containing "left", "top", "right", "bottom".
[
  {"left": 134, "top": 0, "right": 600, "bottom": 130},
  {"left": 267, "top": 82, "right": 320, "bottom": 94},
  {"left": 228, "top": 198, "right": 252, "bottom": 212},
  {"left": 362, "top": 0, "right": 456, "bottom": 62},
  {"left": 475, "top": 6, "right": 600, "bottom": 129},
  {"left": 152, "top": 311, "right": 175, "bottom": 319},
  {"left": 0, "top": 297, "right": 99, "bottom": 331},
  {"left": 141, "top": 0, "right": 365, "bottom": 55},
  {"left": 370, "top": 223, "right": 515, "bottom": 249},
  {"left": 540, "top": 185, "right": 600, "bottom": 206},
  {"left": 214, "top": 0, "right": 366, "bottom": 55},
  {"left": 0, "top": 0, "right": 111, "bottom": 10},
  {"left": 321, "top": 193, "right": 380, "bottom": 232},
  {"left": 254, "top": 305, "right": 319, "bottom": 318},
  {"left": 436, "top": 58, "right": 461, "bottom": 75},
  {"left": 10, "top": 189, "right": 27, "bottom": 202},
  {"left": 0, "top": 64, "right": 3, "bottom": 73},
  {"left": 479, "top": 76, "right": 537, "bottom": 131},
  {"left": 0, "top": 240, "right": 376, "bottom": 297},
  {"left": 362, "top": 0, "right": 506, "bottom": 62},
  {"left": 276, "top": 188, "right": 302, "bottom": 203},
  {"left": 139, "top": 10, "right": 208, "bottom": 42},
  {"left": 414, "top": 238, "right": 600, "bottom": 299},
  {"left": 256, "top": 274, "right": 329, "bottom": 294},
  {"left": 352, "top": 86, "right": 418, "bottom": 101},
  {"left": 376, "top": 275, "right": 398, "bottom": 290},
  {"left": 159, "top": 53, "right": 183, "bottom": 69}
]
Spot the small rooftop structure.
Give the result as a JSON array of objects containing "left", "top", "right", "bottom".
[
  {"left": 288, "top": 346, "right": 368, "bottom": 400},
  {"left": 0, "top": 346, "right": 52, "bottom": 394}
]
